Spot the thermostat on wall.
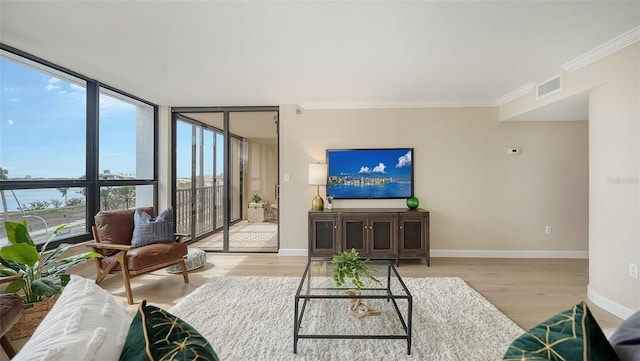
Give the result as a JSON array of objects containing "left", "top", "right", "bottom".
[{"left": 507, "top": 147, "right": 521, "bottom": 155}]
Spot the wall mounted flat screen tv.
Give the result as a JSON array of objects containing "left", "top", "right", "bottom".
[{"left": 326, "top": 148, "right": 414, "bottom": 199}]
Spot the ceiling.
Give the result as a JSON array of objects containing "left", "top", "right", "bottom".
[{"left": 1, "top": 1, "right": 639, "bottom": 117}]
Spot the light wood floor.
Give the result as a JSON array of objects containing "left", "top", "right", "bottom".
[
  {"left": 4, "top": 254, "right": 622, "bottom": 360},
  {"left": 78, "top": 253, "right": 621, "bottom": 330}
]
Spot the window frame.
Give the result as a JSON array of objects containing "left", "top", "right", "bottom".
[{"left": 0, "top": 43, "right": 158, "bottom": 250}]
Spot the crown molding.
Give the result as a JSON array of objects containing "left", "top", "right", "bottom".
[
  {"left": 496, "top": 83, "right": 536, "bottom": 106},
  {"left": 498, "top": 27, "right": 639, "bottom": 106},
  {"left": 299, "top": 26, "right": 639, "bottom": 111},
  {"left": 298, "top": 99, "right": 498, "bottom": 110},
  {"left": 563, "top": 25, "right": 640, "bottom": 72}
]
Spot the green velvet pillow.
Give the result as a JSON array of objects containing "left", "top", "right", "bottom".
[
  {"left": 119, "top": 300, "right": 219, "bottom": 361},
  {"left": 503, "top": 301, "right": 619, "bottom": 361}
]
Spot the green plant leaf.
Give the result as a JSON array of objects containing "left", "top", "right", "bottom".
[
  {"left": 42, "top": 259, "right": 82, "bottom": 277},
  {"left": 38, "top": 224, "right": 67, "bottom": 256},
  {"left": 60, "top": 274, "right": 70, "bottom": 287},
  {"left": 58, "top": 251, "right": 102, "bottom": 264},
  {"left": 42, "top": 243, "right": 72, "bottom": 266},
  {"left": 0, "top": 269, "right": 18, "bottom": 277},
  {"left": 331, "top": 248, "right": 380, "bottom": 290},
  {"left": 41, "top": 251, "right": 100, "bottom": 278},
  {"left": 0, "top": 221, "right": 97, "bottom": 303},
  {"left": 4, "top": 221, "right": 35, "bottom": 246},
  {"left": 52, "top": 224, "right": 66, "bottom": 235},
  {"left": 4, "top": 279, "right": 26, "bottom": 294},
  {"left": 0, "top": 242, "right": 39, "bottom": 268},
  {"left": 31, "top": 276, "right": 62, "bottom": 297},
  {"left": 0, "top": 256, "right": 26, "bottom": 274}
]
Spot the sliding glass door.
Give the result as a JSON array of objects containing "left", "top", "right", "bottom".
[
  {"left": 175, "top": 117, "right": 224, "bottom": 238},
  {"left": 173, "top": 107, "right": 278, "bottom": 252},
  {"left": 228, "top": 112, "right": 279, "bottom": 251}
]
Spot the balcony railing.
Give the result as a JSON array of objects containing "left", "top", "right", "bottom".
[{"left": 176, "top": 184, "right": 224, "bottom": 239}]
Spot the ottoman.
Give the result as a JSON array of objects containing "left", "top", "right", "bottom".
[{"left": 166, "top": 248, "right": 207, "bottom": 273}]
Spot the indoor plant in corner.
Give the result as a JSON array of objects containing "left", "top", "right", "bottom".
[{"left": 0, "top": 220, "right": 101, "bottom": 338}]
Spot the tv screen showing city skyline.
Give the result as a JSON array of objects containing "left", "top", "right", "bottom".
[{"left": 326, "top": 148, "right": 414, "bottom": 199}]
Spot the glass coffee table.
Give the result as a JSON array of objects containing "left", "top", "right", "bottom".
[{"left": 294, "top": 259, "right": 412, "bottom": 355}]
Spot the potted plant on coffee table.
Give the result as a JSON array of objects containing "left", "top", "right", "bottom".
[
  {"left": 331, "top": 248, "right": 381, "bottom": 290},
  {"left": 0, "top": 220, "right": 101, "bottom": 338},
  {"left": 331, "top": 249, "right": 382, "bottom": 318}
]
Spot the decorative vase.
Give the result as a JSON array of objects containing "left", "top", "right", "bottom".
[
  {"left": 327, "top": 203, "right": 333, "bottom": 210},
  {"left": 406, "top": 197, "right": 419, "bottom": 209}
]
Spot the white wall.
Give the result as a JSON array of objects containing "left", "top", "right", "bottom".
[
  {"left": 499, "top": 43, "right": 640, "bottom": 317},
  {"left": 587, "top": 45, "right": 640, "bottom": 317},
  {"left": 244, "top": 141, "right": 278, "bottom": 206},
  {"left": 278, "top": 106, "right": 589, "bottom": 257},
  {"left": 154, "top": 38, "right": 638, "bottom": 321},
  {"left": 158, "top": 105, "right": 172, "bottom": 212}
]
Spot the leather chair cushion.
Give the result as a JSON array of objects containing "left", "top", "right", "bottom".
[
  {"left": 0, "top": 294, "right": 23, "bottom": 336},
  {"left": 94, "top": 207, "right": 155, "bottom": 246},
  {"left": 102, "top": 242, "right": 188, "bottom": 271}
]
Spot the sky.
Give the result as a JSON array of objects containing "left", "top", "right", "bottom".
[
  {"left": 175, "top": 120, "right": 223, "bottom": 179},
  {"left": 0, "top": 56, "right": 208, "bottom": 180},
  {"left": 1, "top": 54, "right": 252, "bottom": 183},
  {"left": 327, "top": 148, "right": 413, "bottom": 180}
]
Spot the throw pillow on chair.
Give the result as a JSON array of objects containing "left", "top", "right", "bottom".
[{"left": 131, "top": 208, "right": 175, "bottom": 247}]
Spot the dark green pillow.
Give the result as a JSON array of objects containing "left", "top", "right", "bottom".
[
  {"left": 119, "top": 300, "right": 219, "bottom": 361},
  {"left": 503, "top": 301, "right": 619, "bottom": 361}
]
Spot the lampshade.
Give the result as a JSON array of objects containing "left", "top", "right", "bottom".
[{"left": 308, "top": 163, "right": 327, "bottom": 185}]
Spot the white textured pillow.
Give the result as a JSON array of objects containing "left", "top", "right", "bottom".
[{"left": 13, "top": 275, "right": 132, "bottom": 361}]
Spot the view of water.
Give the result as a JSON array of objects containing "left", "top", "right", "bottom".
[
  {"left": 328, "top": 182, "right": 412, "bottom": 199},
  {"left": 0, "top": 188, "right": 84, "bottom": 212}
]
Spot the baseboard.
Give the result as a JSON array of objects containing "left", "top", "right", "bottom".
[
  {"left": 587, "top": 284, "right": 634, "bottom": 319},
  {"left": 278, "top": 249, "right": 308, "bottom": 257},
  {"left": 431, "top": 249, "right": 589, "bottom": 259},
  {"left": 279, "top": 249, "right": 588, "bottom": 259}
]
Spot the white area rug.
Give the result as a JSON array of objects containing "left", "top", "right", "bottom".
[{"left": 169, "top": 276, "right": 524, "bottom": 360}]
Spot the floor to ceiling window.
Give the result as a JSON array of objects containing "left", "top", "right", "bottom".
[
  {"left": 172, "top": 108, "right": 278, "bottom": 252},
  {"left": 0, "top": 45, "right": 158, "bottom": 249}
]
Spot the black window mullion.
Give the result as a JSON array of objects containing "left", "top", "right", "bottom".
[
  {"left": 86, "top": 80, "right": 100, "bottom": 230},
  {"left": 1, "top": 46, "right": 159, "bottom": 248},
  {"left": 153, "top": 106, "right": 159, "bottom": 211}
]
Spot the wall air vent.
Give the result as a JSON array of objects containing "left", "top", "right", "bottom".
[{"left": 536, "top": 74, "right": 562, "bottom": 99}]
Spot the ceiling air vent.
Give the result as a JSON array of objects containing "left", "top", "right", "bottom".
[{"left": 536, "top": 74, "right": 562, "bottom": 99}]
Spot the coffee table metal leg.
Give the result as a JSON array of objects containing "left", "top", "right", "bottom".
[
  {"left": 407, "top": 296, "right": 413, "bottom": 355},
  {"left": 294, "top": 297, "right": 299, "bottom": 354}
]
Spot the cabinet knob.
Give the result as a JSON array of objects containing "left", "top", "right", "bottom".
[
  {"left": 334, "top": 225, "right": 338, "bottom": 229},
  {"left": 400, "top": 226, "right": 403, "bottom": 229}
]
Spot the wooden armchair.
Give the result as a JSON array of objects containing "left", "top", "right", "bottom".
[{"left": 88, "top": 207, "right": 189, "bottom": 305}]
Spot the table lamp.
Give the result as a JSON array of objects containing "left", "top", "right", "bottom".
[{"left": 308, "top": 163, "right": 327, "bottom": 210}]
